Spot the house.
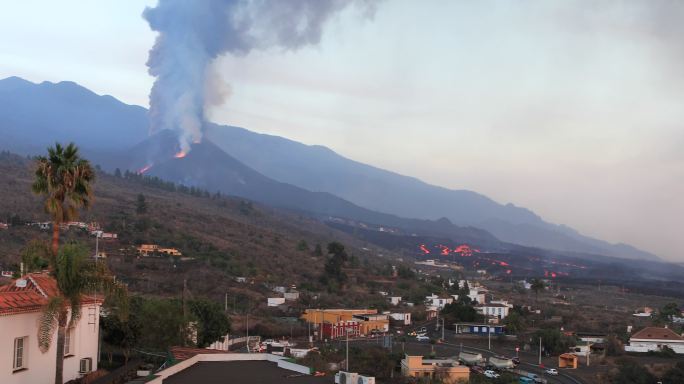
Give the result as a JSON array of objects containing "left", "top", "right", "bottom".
[
  {"left": 144, "top": 352, "right": 327, "bottom": 384},
  {"left": 0, "top": 222, "right": 8, "bottom": 230},
  {"left": 137, "top": 244, "right": 182, "bottom": 257},
  {"left": 272, "top": 286, "right": 287, "bottom": 294},
  {"left": 569, "top": 341, "right": 591, "bottom": 356},
  {"left": 475, "top": 303, "right": 510, "bottom": 319},
  {"left": 322, "top": 320, "right": 361, "bottom": 339},
  {"left": 388, "top": 296, "right": 402, "bottom": 306},
  {"left": 468, "top": 288, "right": 487, "bottom": 304},
  {"left": 400, "top": 355, "right": 469, "bottom": 384},
  {"left": 624, "top": 327, "right": 684, "bottom": 353},
  {"left": 425, "top": 294, "right": 453, "bottom": 310},
  {"left": 0, "top": 273, "right": 102, "bottom": 384},
  {"left": 235, "top": 277, "right": 247, "bottom": 283},
  {"left": 454, "top": 323, "right": 505, "bottom": 336},
  {"left": 425, "top": 307, "right": 438, "bottom": 321},
  {"left": 558, "top": 353, "right": 578, "bottom": 369},
  {"left": 267, "top": 298, "right": 286, "bottom": 307},
  {"left": 300, "top": 309, "right": 389, "bottom": 337},
  {"left": 576, "top": 332, "right": 607, "bottom": 344},
  {"left": 283, "top": 291, "right": 299, "bottom": 301},
  {"left": 389, "top": 313, "right": 412, "bottom": 326}
]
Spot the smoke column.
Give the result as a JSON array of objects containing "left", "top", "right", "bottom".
[{"left": 143, "top": 0, "right": 377, "bottom": 155}]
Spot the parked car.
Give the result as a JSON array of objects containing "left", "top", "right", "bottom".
[
  {"left": 545, "top": 368, "right": 558, "bottom": 375},
  {"left": 416, "top": 335, "right": 430, "bottom": 342},
  {"left": 470, "top": 366, "right": 485, "bottom": 374},
  {"left": 484, "top": 370, "right": 500, "bottom": 379},
  {"left": 512, "top": 357, "right": 521, "bottom": 365}
]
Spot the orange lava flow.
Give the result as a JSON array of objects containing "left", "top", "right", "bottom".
[
  {"left": 138, "top": 164, "right": 152, "bottom": 174},
  {"left": 174, "top": 151, "right": 187, "bottom": 159}
]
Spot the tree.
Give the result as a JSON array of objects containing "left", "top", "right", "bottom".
[
  {"left": 530, "top": 278, "right": 546, "bottom": 302},
  {"left": 190, "top": 298, "right": 231, "bottom": 347},
  {"left": 313, "top": 243, "right": 323, "bottom": 257},
  {"left": 441, "top": 302, "right": 483, "bottom": 324},
  {"left": 296, "top": 239, "right": 309, "bottom": 252},
  {"left": 21, "top": 239, "right": 51, "bottom": 272},
  {"left": 611, "top": 357, "right": 657, "bottom": 384},
  {"left": 39, "top": 243, "right": 128, "bottom": 384},
  {"left": 32, "top": 142, "right": 95, "bottom": 256},
  {"left": 660, "top": 302, "right": 680, "bottom": 321},
  {"left": 662, "top": 361, "right": 684, "bottom": 384},
  {"left": 114, "top": 168, "right": 122, "bottom": 178},
  {"left": 502, "top": 311, "right": 525, "bottom": 333},
  {"left": 136, "top": 193, "right": 147, "bottom": 215}
]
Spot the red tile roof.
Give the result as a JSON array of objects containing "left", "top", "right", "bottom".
[
  {"left": 0, "top": 272, "right": 101, "bottom": 316},
  {"left": 630, "top": 327, "right": 684, "bottom": 341},
  {"left": 170, "top": 346, "right": 230, "bottom": 361}
]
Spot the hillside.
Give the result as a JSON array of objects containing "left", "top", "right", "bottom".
[
  {"left": 0, "top": 152, "right": 423, "bottom": 309},
  {"left": 0, "top": 76, "right": 659, "bottom": 261}
]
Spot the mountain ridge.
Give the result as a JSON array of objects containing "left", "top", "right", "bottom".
[{"left": 0, "top": 76, "right": 660, "bottom": 261}]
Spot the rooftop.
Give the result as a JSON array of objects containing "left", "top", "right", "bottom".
[
  {"left": 161, "top": 361, "right": 327, "bottom": 384},
  {"left": 0, "top": 272, "right": 100, "bottom": 316},
  {"left": 630, "top": 327, "right": 684, "bottom": 341}
]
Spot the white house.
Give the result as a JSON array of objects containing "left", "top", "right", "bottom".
[
  {"left": 468, "top": 288, "right": 486, "bottom": 304},
  {"left": 283, "top": 291, "right": 299, "bottom": 301},
  {"left": 388, "top": 296, "right": 402, "bottom": 306},
  {"left": 389, "top": 313, "right": 412, "bottom": 326},
  {"left": 267, "top": 297, "right": 286, "bottom": 307},
  {"left": 475, "top": 303, "right": 510, "bottom": 319},
  {"left": 425, "top": 295, "right": 453, "bottom": 310},
  {"left": 0, "top": 273, "right": 102, "bottom": 384},
  {"left": 624, "top": 327, "right": 684, "bottom": 354}
]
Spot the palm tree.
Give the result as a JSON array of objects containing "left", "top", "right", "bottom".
[
  {"left": 531, "top": 278, "right": 546, "bottom": 302},
  {"left": 32, "top": 143, "right": 95, "bottom": 257},
  {"left": 38, "top": 243, "right": 128, "bottom": 384}
]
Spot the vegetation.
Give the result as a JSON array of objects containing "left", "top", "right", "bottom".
[
  {"left": 610, "top": 357, "right": 657, "bottom": 384},
  {"left": 32, "top": 142, "right": 95, "bottom": 255},
  {"left": 39, "top": 243, "right": 128, "bottom": 384}
]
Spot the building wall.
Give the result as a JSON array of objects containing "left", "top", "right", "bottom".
[
  {"left": 625, "top": 341, "right": 684, "bottom": 353},
  {"left": 0, "top": 304, "right": 100, "bottom": 384}
]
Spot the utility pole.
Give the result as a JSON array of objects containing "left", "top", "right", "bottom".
[
  {"left": 441, "top": 318, "right": 445, "bottom": 341},
  {"left": 488, "top": 326, "right": 491, "bottom": 350},
  {"left": 246, "top": 314, "right": 249, "bottom": 352},
  {"left": 538, "top": 337, "right": 542, "bottom": 365},
  {"left": 225, "top": 293, "right": 228, "bottom": 312},
  {"left": 346, "top": 326, "right": 350, "bottom": 371}
]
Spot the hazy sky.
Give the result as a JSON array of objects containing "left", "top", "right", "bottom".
[{"left": 1, "top": 1, "right": 682, "bottom": 261}]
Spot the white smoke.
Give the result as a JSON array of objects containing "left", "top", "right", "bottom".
[{"left": 143, "top": 0, "right": 379, "bottom": 155}]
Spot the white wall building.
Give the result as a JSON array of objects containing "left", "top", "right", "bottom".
[
  {"left": 389, "top": 313, "right": 412, "bottom": 326},
  {"left": 0, "top": 273, "right": 102, "bottom": 384},
  {"left": 475, "top": 303, "right": 510, "bottom": 319},
  {"left": 624, "top": 327, "right": 684, "bottom": 354},
  {"left": 388, "top": 296, "right": 402, "bottom": 306},
  {"left": 468, "top": 288, "right": 486, "bottom": 304},
  {"left": 425, "top": 295, "right": 453, "bottom": 310},
  {"left": 267, "top": 297, "right": 286, "bottom": 307}
]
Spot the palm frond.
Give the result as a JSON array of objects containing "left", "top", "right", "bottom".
[{"left": 38, "top": 296, "right": 64, "bottom": 353}]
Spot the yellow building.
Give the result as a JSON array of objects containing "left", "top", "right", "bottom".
[
  {"left": 401, "top": 355, "right": 470, "bottom": 383},
  {"left": 300, "top": 309, "right": 389, "bottom": 336}
]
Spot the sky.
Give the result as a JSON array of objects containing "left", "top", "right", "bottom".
[{"left": 0, "top": 0, "right": 682, "bottom": 261}]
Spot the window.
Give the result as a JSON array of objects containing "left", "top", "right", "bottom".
[
  {"left": 13, "top": 336, "right": 27, "bottom": 371},
  {"left": 64, "top": 328, "right": 74, "bottom": 356}
]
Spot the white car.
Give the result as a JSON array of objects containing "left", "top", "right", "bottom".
[
  {"left": 545, "top": 368, "right": 559, "bottom": 375},
  {"left": 416, "top": 335, "right": 430, "bottom": 342},
  {"left": 484, "top": 370, "right": 500, "bottom": 378}
]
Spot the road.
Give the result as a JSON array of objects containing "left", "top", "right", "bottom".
[{"left": 394, "top": 320, "right": 585, "bottom": 384}]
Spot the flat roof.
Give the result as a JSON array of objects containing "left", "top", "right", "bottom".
[{"left": 162, "top": 361, "right": 328, "bottom": 384}]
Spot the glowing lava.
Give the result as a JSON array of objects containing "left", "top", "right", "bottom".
[
  {"left": 174, "top": 151, "right": 187, "bottom": 159},
  {"left": 138, "top": 164, "right": 152, "bottom": 174},
  {"left": 419, "top": 244, "right": 431, "bottom": 254}
]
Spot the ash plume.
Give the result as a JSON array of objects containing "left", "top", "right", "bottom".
[{"left": 143, "top": 0, "right": 378, "bottom": 155}]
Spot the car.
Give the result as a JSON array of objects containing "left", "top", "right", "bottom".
[
  {"left": 484, "top": 370, "right": 500, "bottom": 378},
  {"left": 545, "top": 368, "right": 559, "bottom": 375},
  {"left": 416, "top": 335, "right": 430, "bottom": 341},
  {"left": 512, "top": 357, "right": 521, "bottom": 365},
  {"left": 417, "top": 327, "right": 427, "bottom": 334},
  {"left": 408, "top": 331, "right": 417, "bottom": 336},
  {"left": 470, "top": 366, "right": 485, "bottom": 374}
]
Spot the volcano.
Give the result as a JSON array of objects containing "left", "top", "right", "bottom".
[{"left": 120, "top": 130, "right": 499, "bottom": 246}]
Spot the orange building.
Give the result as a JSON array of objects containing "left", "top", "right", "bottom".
[
  {"left": 300, "top": 309, "right": 389, "bottom": 337},
  {"left": 401, "top": 355, "right": 469, "bottom": 383}
]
